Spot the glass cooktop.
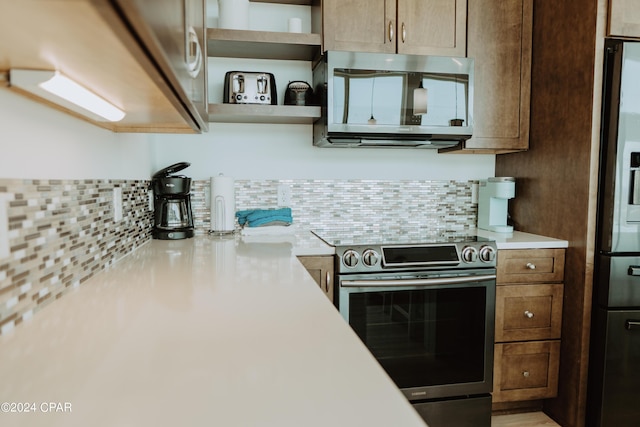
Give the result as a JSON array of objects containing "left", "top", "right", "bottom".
[{"left": 312, "top": 228, "right": 488, "bottom": 248}]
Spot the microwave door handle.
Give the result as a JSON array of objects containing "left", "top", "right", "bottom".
[{"left": 341, "top": 274, "right": 496, "bottom": 288}]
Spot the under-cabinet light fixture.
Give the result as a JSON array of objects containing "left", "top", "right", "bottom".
[{"left": 9, "top": 69, "right": 125, "bottom": 122}]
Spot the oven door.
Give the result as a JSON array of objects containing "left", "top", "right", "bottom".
[{"left": 337, "top": 269, "right": 496, "bottom": 402}]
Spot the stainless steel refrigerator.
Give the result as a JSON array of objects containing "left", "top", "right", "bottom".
[{"left": 588, "top": 39, "right": 640, "bottom": 427}]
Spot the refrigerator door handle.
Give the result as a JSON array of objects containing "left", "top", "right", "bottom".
[
  {"left": 627, "top": 265, "right": 640, "bottom": 276},
  {"left": 625, "top": 319, "right": 640, "bottom": 330}
]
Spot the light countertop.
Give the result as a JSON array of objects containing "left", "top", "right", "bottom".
[
  {"left": 0, "top": 235, "right": 427, "bottom": 427},
  {"left": 288, "top": 227, "right": 568, "bottom": 254},
  {"left": 475, "top": 229, "right": 568, "bottom": 249},
  {"left": 0, "top": 227, "right": 566, "bottom": 426}
]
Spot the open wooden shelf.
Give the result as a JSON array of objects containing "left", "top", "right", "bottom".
[
  {"left": 208, "top": 103, "right": 321, "bottom": 124},
  {"left": 207, "top": 28, "right": 321, "bottom": 61},
  {"left": 250, "top": 0, "right": 314, "bottom": 4}
]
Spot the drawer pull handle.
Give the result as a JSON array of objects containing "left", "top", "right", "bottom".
[
  {"left": 522, "top": 371, "right": 530, "bottom": 377},
  {"left": 524, "top": 310, "right": 535, "bottom": 319},
  {"left": 526, "top": 262, "right": 536, "bottom": 270},
  {"left": 325, "top": 271, "right": 331, "bottom": 293}
]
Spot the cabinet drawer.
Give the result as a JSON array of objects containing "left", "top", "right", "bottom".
[
  {"left": 493, "top": 340, "right": 560, "bottom": 403},
  {"left": 497, "top": 249, "right": 565, "bottom": 284},
  {"left": 495, "top": 284, "right": 563, "bottom": 342}
]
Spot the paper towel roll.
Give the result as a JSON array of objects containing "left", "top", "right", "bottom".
[
  {"left": 211, "top": 174, "right": 235, "bottom": 233},
  {"left": 218, "top": 0, "right": 249, "bottom": 30}
]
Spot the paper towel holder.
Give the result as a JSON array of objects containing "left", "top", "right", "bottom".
[{"left": 209, "top": 174, "right": 236, "bottom": 235}]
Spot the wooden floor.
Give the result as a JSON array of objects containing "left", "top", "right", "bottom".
[{"left": 492, "top": 411, "right": 561, "bottom": 427}]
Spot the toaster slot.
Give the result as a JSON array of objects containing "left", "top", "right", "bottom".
[
  {"left": 257, "top": 75, "right": 268, "bottom": 94},
  {"left": 232, "top": 75, "right": 245, "bottom": 95}
]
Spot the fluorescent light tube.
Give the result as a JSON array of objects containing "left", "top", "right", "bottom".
[{"left": 10, "top": 69, "right": 125, "bottom": 122}]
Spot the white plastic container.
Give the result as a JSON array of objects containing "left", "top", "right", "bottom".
[{"left": 218, "top": 0, "right": 249, "bottom": 30}]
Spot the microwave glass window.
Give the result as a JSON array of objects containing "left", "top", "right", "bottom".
[
  {"left": 420, "top": 74, "right": 469, "bottom": 126},
  {"left": 333, "top": 71, "right": 403, "bottom": 125},
  {"left": 333, "top": 69, "right": 468, "bottom": 127}
]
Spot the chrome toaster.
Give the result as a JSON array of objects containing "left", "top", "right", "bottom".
[{"left": 223, "top": 71, "right": 277, "bottom": 105}]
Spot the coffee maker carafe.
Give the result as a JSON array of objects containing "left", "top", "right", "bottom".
[{"left": 151, "top": 162, "right": 195, "bottom": 240}]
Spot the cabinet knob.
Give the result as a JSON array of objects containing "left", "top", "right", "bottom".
[
  {"left": 401, "top": 22, "right": 406, "bottom": 43},
  {"left": 388, "top": 21, "right": 394, "bottom": 42},
  {"left": 524, "top": 310, "right": 535, "bottom": 319},
  {"left": 526, "top": 262, "right": 536, "bottom": 270},
  {"left": 522, "top": 370, "right": 530, "bottom": 377}
]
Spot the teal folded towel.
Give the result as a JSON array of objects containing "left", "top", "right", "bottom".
[{"left": 236, "top": 208, "right": 293, "bottom": 227}]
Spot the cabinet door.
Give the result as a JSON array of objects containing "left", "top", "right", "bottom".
[
  {"left": 322, "top": 0, "right": 396, "bottom": 53},
  {"left": 397, "top": 0, "right": 466, "bottom": 56},
  {"left": 297, "top": 256, "right": 334, "bottom": 302},
  {"left": 115, "top": 0, "right": 208, "bottom": 131},
  {"left": 609, "top": 0, "right": 640, "bottom": 38},
  {"left": 462, "top": 0, "right": 532, "bottom": 152}
]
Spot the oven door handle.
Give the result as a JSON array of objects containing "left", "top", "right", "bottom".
[{"left": 341, "top": 274, "right": 496, "bottom": 288}]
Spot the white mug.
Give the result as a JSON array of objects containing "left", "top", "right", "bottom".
[{"left": 288, "top": 17, "right": 302, "bottom": 33}]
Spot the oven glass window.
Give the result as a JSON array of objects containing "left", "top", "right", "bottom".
[{"left": 348, "top": 286, "right": 487, "bottom": 389}]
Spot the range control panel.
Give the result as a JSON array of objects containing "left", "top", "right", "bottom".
[{"left": 335, "top": 241, "right": 497, "bottom": 274}]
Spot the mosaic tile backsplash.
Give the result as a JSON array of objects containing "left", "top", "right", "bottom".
[
  {"left": 0, "top": 179, "right": 153, "bottom": 335},
  {"left": 1, "top": 178, "right": 475, "bottom": 335},
  {"left": 192, "top": 179, "right": 477, "bottom": 234}
]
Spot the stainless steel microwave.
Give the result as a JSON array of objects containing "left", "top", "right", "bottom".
[{"left": 312, "top": 51, "right": 474, "bottom": 149}]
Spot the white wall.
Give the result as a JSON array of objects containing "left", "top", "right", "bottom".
[
  {"left": 0, "top": 75, "right": 494, "bottom": 182},
  {"left": 0, "top": 90, "right": 153, "bottom": 180},
  {"left": 150, "top": 123, "right": 495, "bottom": 180}
]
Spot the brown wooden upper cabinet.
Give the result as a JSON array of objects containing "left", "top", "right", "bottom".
[
  {"left": 0, "top": 0, "right": 207, "bottom": 133},
  {"left": 321, "top": 0, "right": 467, "bottom": 56},
  {"left": 446, "top": 0, "right": 533, "bottom": 153},
  {"left": 116, "top": 0, "right": 209, "bottom": 132},
  {"left": 608, "top": 0, "right": 640, "bottom": 38}
]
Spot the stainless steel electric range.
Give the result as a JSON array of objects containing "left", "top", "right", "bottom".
[{"left": 313, "top": 229, "right": 497, "bottom": 427}]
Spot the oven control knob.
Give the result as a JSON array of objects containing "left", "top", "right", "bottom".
[
  {"left": 362, "top": 249, "right": 380, "bottom": 267},
  {"left": 342, "top": 250, "right": 360, "bottom": 268},
  {"left": 461, "top": 246, "right": 478, "bottom": 263},
  {"left": 479, "top": 245, "right": 497, "bottom": 263}
]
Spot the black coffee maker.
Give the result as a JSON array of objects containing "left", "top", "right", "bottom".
[{"left": 151, "top": 162, "right": 195, "bottom": 240}]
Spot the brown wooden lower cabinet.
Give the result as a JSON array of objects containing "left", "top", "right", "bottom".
[
  {"left": 492, "top": 248, "right": 565, "bottom": 410},
  {"left": 297, "top": 255, "right": 334, "bottom": 302}
]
